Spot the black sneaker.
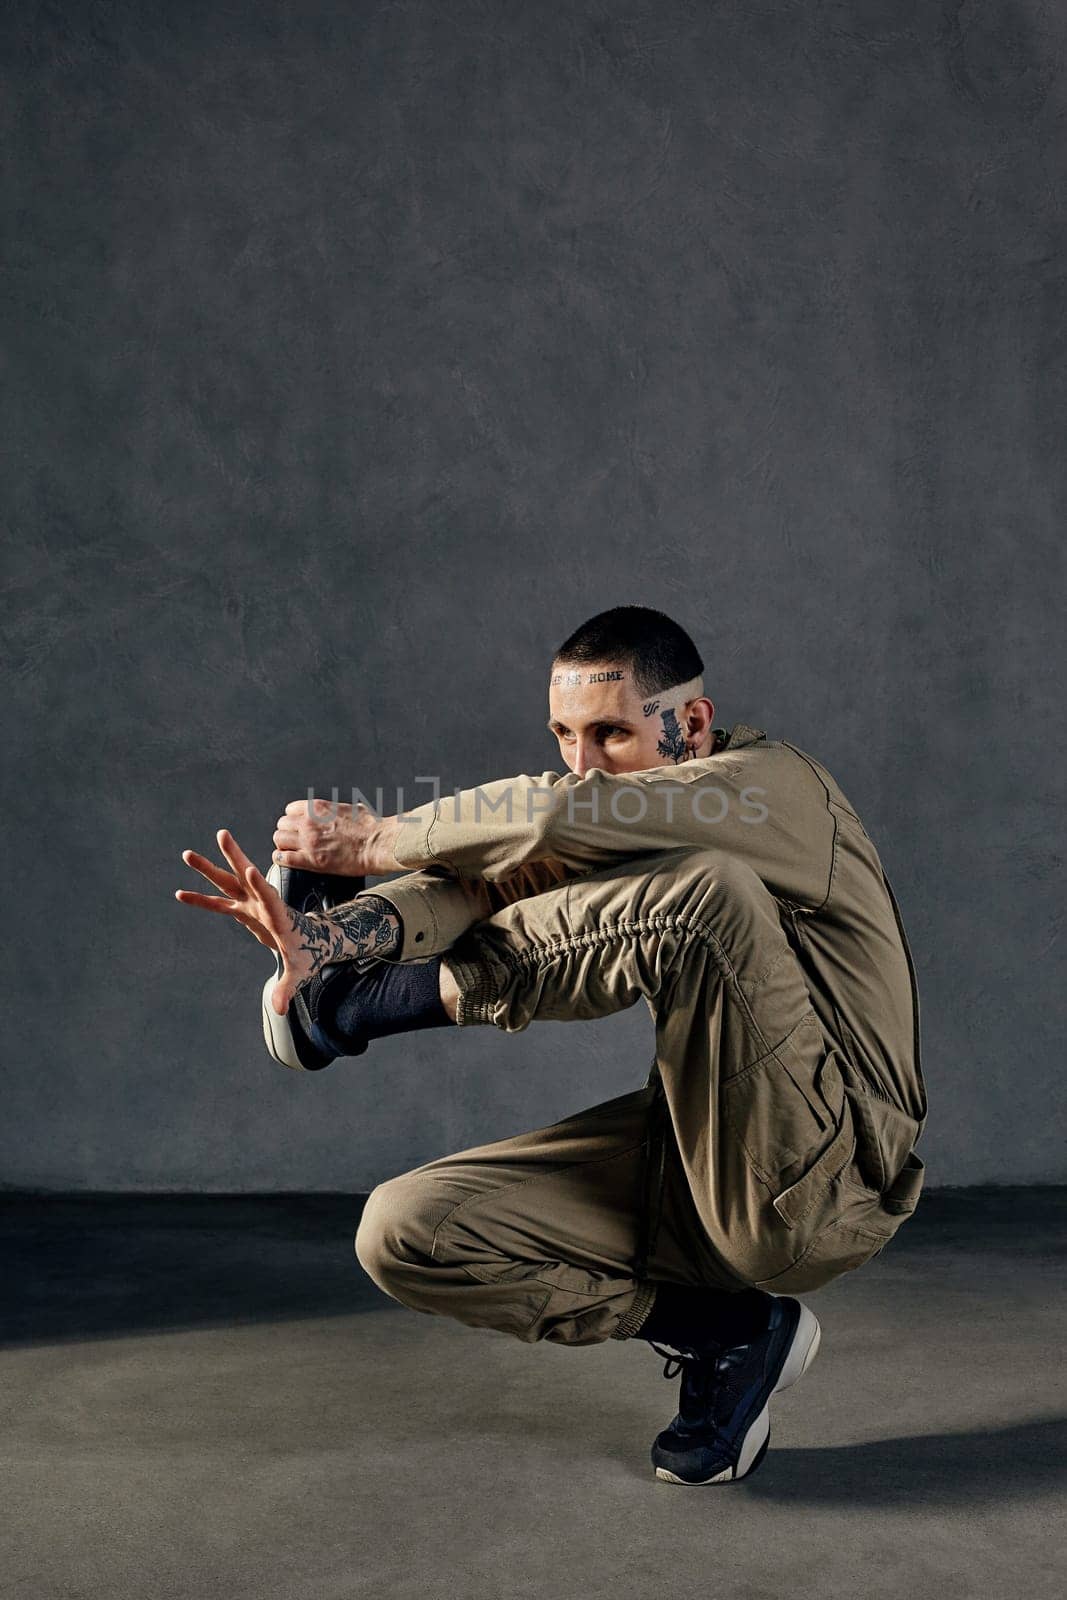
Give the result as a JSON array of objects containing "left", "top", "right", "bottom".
[
  {"left": 267, "top": 863, "right": 367, "bottom": 919},
  {"left": 647, "top": 1296, "right": 821, "bottom": 1485},
  {"left": 260, "top": 863, "right": 370, "bottom": 1072}
]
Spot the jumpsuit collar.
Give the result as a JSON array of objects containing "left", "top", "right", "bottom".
[{"left": 717, "top": 723, "right": 766, "bottom": 751}]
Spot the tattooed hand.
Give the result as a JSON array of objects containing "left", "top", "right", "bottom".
[{"left": 175, "top": 829, "right": 401, "bottom": 1016}]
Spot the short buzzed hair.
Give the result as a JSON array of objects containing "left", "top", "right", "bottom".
[{"left": 553, "top": 605, "right": 704, "bottom": 699}]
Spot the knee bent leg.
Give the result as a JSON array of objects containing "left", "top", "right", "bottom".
[
  {"left": 354, "top": 1173, "right": 459, "bottom": 1294},
  {"left": 636, "top": 847, "right": 771, "bottom": 951}
]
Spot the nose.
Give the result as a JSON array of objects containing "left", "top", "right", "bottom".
[{"left": 573, "top": 737, "right": 597, "bottom": 778}]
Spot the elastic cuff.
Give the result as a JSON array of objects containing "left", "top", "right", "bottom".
[
  {"left": 440, "top": 948, "right": 509, "bottom": 1026},
  {"left": 611, "top": 1280, "right": 659, "bottom": 1341}
]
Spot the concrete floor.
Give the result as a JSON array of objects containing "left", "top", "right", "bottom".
[{"left": 1, "top": 1188, "right": 1064, "bottom": 1600}]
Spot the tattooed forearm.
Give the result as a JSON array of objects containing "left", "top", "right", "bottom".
[
  {"left": 285, "top": 894, "right": 402, "bottom": 978},
  {"left": 656, "top": 708, "right": 691, "bottom": 763},
  {"left": 329, "top": 896, "right": 403, "bottom": 958}
]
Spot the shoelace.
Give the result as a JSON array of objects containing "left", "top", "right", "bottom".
[
  {"left": 645, "top": 1336, "right": 759, "bottom": 1439},
  {"left": 646, "top": 1338, "right": 703, "bottom": 1382}
]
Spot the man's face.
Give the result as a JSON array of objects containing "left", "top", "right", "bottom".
[{"left": 547, "top": 661, "right": 715, "bottom": 777}]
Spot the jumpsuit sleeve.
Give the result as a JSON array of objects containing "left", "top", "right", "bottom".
[
  {"left": 366, "top": 857, "right": 586, "bottom": 962},
  {"left": 391, "top": 743, "right": 837, "bottom": 911}
]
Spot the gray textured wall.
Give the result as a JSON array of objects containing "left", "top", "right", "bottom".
[{"left": 3, "top": 0, "right": 1063, "bottom": 1191}]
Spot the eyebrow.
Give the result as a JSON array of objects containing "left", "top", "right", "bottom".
[{"left": 546, "top": 718, "right": 636, "bottom": 733}]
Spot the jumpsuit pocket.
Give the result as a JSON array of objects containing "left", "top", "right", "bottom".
[
  {"left": 754, "top": 1140, "right": 924, "bottom": 1293},
  {"left": 841, "top": 1086, "right": 924, "bottom": 1204},
  {"left": 721, "top": 1013, "right": 848, "bottom": 1195},
  {"left": 753, "top": 1192, "right": 904, "bottom": 1292}
]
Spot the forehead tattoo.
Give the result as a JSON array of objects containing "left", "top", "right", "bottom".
[{"left": 550, "top": 669, "right": 627, "bottom": 687}]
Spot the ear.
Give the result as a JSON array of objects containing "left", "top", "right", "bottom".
[{"left": 685, "top": 696, "right": 715, "bottom": 735}]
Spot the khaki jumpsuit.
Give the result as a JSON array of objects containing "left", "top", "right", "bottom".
[{"left": 354, "top": 725, "right": 928, "bottom": 1347}]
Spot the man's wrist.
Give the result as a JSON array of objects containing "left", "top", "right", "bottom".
[
  {"left": 313, "top": 894, "right": 402, "bottom": 963},
  {"left": 368, "top": 813, "right": 403, "bottom": 876}
]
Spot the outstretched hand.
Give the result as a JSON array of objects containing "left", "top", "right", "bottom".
[{"left": 174, "top": 828, "right": 319, "bottom": 1015}]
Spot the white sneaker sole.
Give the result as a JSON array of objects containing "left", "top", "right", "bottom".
[
  {"left": 654, "top": 1301, "right": 822, "bottom": 1485},
  {"left": 261, "top": 864, "right": 307, "bottom": 1071},
  {"left": 261, "top": 971, "right": 309, "bottom": 1070}
]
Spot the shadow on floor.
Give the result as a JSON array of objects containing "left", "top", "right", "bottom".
[
  {"left": 3, "top": 1186, "right": 1065, "bottom": 1350},
  {"left": 879, "top": 1184, "right": 1067, "bottom": 1255},
  {"left": 0, "top": 1193, "right": 376, "bottom": 1347},
  {"left": 744, "top": 1417, "right": 1067, "bottom": 1506}
]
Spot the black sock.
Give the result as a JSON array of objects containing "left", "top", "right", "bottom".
[
  {"left": 315, "top": 953, "right": 455, "bottom": 1055},
  {"left": 635, "top": 1281, "right": 775, "bottom": 1353}
]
